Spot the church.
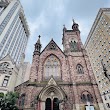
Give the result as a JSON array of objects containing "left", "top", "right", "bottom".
[{"left": 15, "top": 20, "right": 104, "bottom": 110}]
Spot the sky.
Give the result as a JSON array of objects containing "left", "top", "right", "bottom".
[{"left": 20, "top": 0, "right": 110, "bottom": 63}]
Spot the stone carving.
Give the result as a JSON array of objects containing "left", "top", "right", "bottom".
[{"left": 0, "top": 62, "right": 12, "bottom": 75}]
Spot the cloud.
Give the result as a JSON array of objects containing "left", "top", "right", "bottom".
[
  {"left": 28, "top": 12, "right": 49, "bottom": 36},
  {"left": 20, "top": 0, "right": 110, "bottom": 63},
  {"left": 25, "top": 11, "right": 50, "bottom": 62}
]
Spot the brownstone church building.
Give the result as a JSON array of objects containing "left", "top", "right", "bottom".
[{"left": 15, "top": 21, "right": 105, "bottom": 110}]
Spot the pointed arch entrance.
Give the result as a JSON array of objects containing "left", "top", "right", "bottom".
[
  {"left": 45, "top": 98, "right": 59, "bottom": 110},
  {"left": 45, "top": 98, "right": 51, "bottom": 110},
  {"left": 39, "top": 83, "right": 66, "bottom": 110},
  {"left": 53, "top": 98, "right": 59, "bottom": 110}
]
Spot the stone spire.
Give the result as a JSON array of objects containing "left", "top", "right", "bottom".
[
  {"left": 63, "top": 24, "right": 67, "bottom": 32},
  {"left": 72, "top": 19, "right": 79, "bottom": 31},
  {"left": 63, "top": 24, "right": 67, "bottom": 37},
  {"left": 33, "top": 35, "right": 42, "bottom": 56}
]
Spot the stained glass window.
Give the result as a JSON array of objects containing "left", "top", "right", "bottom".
[{"left": 44, "top": 55, "right": 60, "bottom": 79}]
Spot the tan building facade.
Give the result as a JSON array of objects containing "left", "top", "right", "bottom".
[
  {"left": 85, "top": 8, "right": 110, "bottom": 109},
  {"left": 0, "top": 55, "right": 19, "bottom": 94},
  {"left": 15, "top": 21, "right": 104, "bottom": 110},
  {"left": 0, "top": 55, "right": 31, "bottom": 94}
]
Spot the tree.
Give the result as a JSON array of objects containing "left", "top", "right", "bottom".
[{"left": 0, "top": 92, "right": 19, "bottom": 110}]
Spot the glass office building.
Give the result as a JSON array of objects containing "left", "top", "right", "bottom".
[{"left": 0, "top": 0, "right": 30, "bottom": 63}]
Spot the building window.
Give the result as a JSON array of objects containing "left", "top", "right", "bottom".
[
  {"left": 106, "top": 103, "right": 110, "bottom": 108},
  {"left": 0, "top": 12, "right": 19, "bottom": 53},
  {"left": 108, "top": 95, "right": 110, "bottom": 99},
  {"left": 49, "top": 43, "right": 56, "bottom": 50},
  {"left": 82, "top": 94, "right": 86, "bottom": 101},
  {"left": 87, "top": 94, "right": 92, "bottom": 102},
  {"left": 19, "top": 94, "right": 25, "bottom": 107},
  {"left": 0, "top": 2, "right": 18, "bottom": 35},
  {"left": 69, "top": 40, "right": 78, "bottom": 51},
  {"left": 2, "top": 76, "right": 10, "bottom": 87},
  {"left": 0, "top": 62, "right": 9, "bottom": 69},
  {"left": 44, "top": 55, "right": 61, "bottom": 79},
  {"left": 81, "top": 91, "right": 93, "bottom": 103},
  {"left": 104, "top": 95, "right": 107, "bottom": 100},
  {"left": 76, "top": 64, "right": 84, "bottom": 74},
  {"left": 99, "top": 55, "right": 101, "bottom": 57}
]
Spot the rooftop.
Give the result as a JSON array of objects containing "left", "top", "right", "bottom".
[{"left": 84, "top": 8, "right": 110, "bottom": 47}]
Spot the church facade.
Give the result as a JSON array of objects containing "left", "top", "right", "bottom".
[{"left": 15, "top": 21, "right": 105, "bottom": 110}]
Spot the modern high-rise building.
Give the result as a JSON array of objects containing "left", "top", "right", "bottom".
[
  {"left": 85, "top": 8, "right": 110, "bottom": 109},
  {"left": 0, "top": 0, "right": 29, "bottom": 63}
]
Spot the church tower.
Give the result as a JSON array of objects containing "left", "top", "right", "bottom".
[
  {"left": 30, "top": 35, "right": 42, "bottom": 82},
  {"left": 62, "top": 20, "right": 84, "bottom": 54},
  {"left": 33, "top": 35, "right": 42, "bottom": 56},
  {"left": 15, "top": 21, "right": 105, "bottom": 110}
]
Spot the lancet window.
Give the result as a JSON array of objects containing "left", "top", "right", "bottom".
[
  {"left": 76, "top": 64, "right": 84, "bottom": 74},
  {"left": 44, "top": 55, "right": 61, "bottom": 79},
  {"left": 81, "top": 91, "right": 93, "bottom": 103}
]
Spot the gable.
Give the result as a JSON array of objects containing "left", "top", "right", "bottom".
[
  {"left": 46, "top": 39, "right": 57, "bottom": 50},
  {"left": 38, "top": 77, "right": 67, "bottom": 101},
  {"left": 0, "top": 54, "right": 15, "bottom": 65},
  {"left": 41, "top": 39, "right": 65, "bottom": 56},
  {"left": 47, "top": 77, "right": 57, "bottom": 86}
]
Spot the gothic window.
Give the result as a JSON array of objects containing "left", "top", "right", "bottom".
[
  {"left": 69, "top": 40, "right": 78, "bottom": 51},
  {"left": 19, "top": 94, "right": 25, "bottom": 107},
  {"left": 45, "top": 98, "right": 59, "bottom": 110},
  {"left": 82, "top": 94, "right": 86, "bottom": 101},
  {"left": 87, "top": 94, "right": 92, "bottom": 102},
  {"left": 81, "top": 91, "right": 93, "bottom": 103},
  {"left": 44, "top": 55, "right": 61, "bottom": 79},
  {"left": 76, "top": 64, "right": 84, "bottom": 74}
]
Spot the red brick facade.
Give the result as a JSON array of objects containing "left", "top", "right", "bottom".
[{"left": 15, "top": 21, "right": 104, "bottom": 110}]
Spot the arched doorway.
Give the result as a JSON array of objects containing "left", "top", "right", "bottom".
[
  {"left": 45, "top": 98, "right": 51, "bottom": 110},
  {"left": 53, "top": 98, "right": 59, "bottom": 110},
  {"left": 45, "top": 98, "right": 59, "bottom": 110},
  {"left": 39, "top": 81, "right": 66, "bottom": 110}
]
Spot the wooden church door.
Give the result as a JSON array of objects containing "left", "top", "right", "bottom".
[
  {"left": 53, "top": 98, "right": 59, "bottom": 110},
  {"left": 45, "top": 98, "right": 51, "bottom": 110},
  {"left": 45, "top": 98, "right": 59, "bottom": 110}
]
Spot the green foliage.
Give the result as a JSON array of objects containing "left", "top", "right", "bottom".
[
  {"left": 0, "top": 92, "right": 19, "bottom": 110},
  {"left": 0, "top": 92, "right": 4, "bottom": 98}
]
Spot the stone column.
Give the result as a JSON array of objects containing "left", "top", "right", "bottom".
[
  {"left": 40, "top": 101, "right": 45, "bottom": 110},
  {"left": 72, "top": 85, "right": 80, "bottom": 110}
]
